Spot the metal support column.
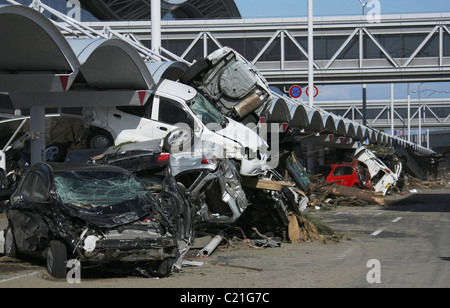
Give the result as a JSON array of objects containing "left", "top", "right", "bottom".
[
  {"left": 391, "top": 83, "right": 394, "bottom": 136},
  {"left": 30, "top": 106, "right": 46, "bottom": 166},
  {"left": 407, "top": 83, "right": 411, "bottom": 143},
  {"left": 151, "top": 0, "right": 162, "bottom": 58}
]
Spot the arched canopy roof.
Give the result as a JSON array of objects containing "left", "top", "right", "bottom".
[
  {"left": 266, "top": 98, "right": 290, "bottom": 123},
  {"left": 354, "top": 124, "right": 364, "bottom": 141},
  {"left": 361, "top": 127, "right": 371, "bottom": 142},
  {"left": 343, "top": 120, "right": 356, "bottom": 138},
  {"left": 306, "top": 108, "right": 324, "bottom": 132},
  {"left": 70, "top": 38, "right": 155, "bottom": 89},
  {"left": 335, "top": 117, "right": 347, "bottom": 136},
  {"left": 146, "top": 61, "right": 190, "bottom": 83},
  {"left": 286, "top": 101, "right": 308, "bottom": 129},
  {"left": 0, "top": 4, "right": 165, "bottom": 105},
  {"left": 0, "top": 5, "right": 79, "bottom": 73},
  {"left": 321, "top": 113, "right": 337, "bottom": 134}
]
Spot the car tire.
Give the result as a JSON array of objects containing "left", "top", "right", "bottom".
[
  {"left": 46, "top": 240, "right": 68, "bottom": 279},
  {"left": 0, "top": 168, "right": 7, "bottom": 188},
  {"left": 45, "top": 144, "right": 67, "bottom": 162},
  {"left": 179, "top": 58, "right": 210, "bottom": 84},
  {"left": 86, "top": 129, "right": 114, "bottom": 149},
  {"left": 163, "top": 128, "right": 196, "bottom": 153},
  {"left": 155, "top": 259, "right": 172, "bottom": 277},
  {"left": 4, "top": 226, "right": 17, "bottom": 258}
]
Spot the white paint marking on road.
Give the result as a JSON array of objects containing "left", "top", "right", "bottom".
[
  {"left": 0, "top": 271, "right": 39, "bottom": 284},
  {"left": 333, "top": 212, "right": 344, "bottom": 216},
  {"left": 337, "top": 247, "right": 354, "bottom": 260},
  {"left": 374, "top": 212, "right": 384, "bottom": 216},
  {"left": 391, "top": 217, "right": 402, "bottom": 223},
  {"left": 371, "top": 229, "right": 384, "bottom": 236}
]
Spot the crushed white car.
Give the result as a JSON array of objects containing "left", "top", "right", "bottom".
[
  {"left": 354, "top": 146, "right": 402, "bottom": 195},
  {"left": 82, "top": 79, "right": 270, "bottom": 176},
  {"left": 180, "top": 47, "right": 273, "bottom": 124}
]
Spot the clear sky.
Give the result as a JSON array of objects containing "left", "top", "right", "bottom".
[{"left": 235, "top": 0, "right": 450, "bottom": 18}]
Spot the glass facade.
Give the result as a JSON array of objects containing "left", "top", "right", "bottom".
[{"left": 0, "top": 0, "right": 98, "bottom": 21}]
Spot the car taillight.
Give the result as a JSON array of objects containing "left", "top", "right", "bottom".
[
  {"left": 201, "top": 156, "right": 221, "bottom": 164},
  {"left": 157, "top": 153, "right": 170, "bottom": 162}
]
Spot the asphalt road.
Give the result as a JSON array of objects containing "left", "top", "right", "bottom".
[{"left": 0, "top": 188, "right": 449, "bottom": 289}]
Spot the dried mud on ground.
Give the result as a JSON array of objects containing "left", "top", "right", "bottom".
[{"left": 1, "top": 188, "right": 448, "bottom": 288}]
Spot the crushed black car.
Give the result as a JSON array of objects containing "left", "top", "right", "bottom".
[
  {"left": 88, "top": 140, "right": 170, "bottom": 173},
  {"left": 4, "top": 162, "right": 193, "bottom": 278}
]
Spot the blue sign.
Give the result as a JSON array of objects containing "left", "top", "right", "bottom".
[{"left": 289, "top": 85, "right": 302, "bottom": 99}]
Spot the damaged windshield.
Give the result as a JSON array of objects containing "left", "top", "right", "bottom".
[
  {"left": 54, "top": 170, "right": 154, "bottom": 209},
  {"left": 188, "top": 92, "right": 227, "bottom": 128}
]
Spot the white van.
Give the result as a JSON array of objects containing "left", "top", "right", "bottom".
[
  {"left": 354, "top": 146, "right": 402, "bottom": 195},
  {"left": 82, "top": 79, "right": 270, "bottom": 176}
]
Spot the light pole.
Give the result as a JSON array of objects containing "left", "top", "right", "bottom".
[
  {"left": 358, "top": 0, "right": 375, "bottom": 15},
  {"left": 407, "top": 83, "right": 411, "bottom": 143},
  {"left": 358, "top": 1, "right": 374, "bottom": 126},
  {"left": 412, "top": 85, "right": 449, "bottom": 146},
  {"left": 308, "top": 0, "right": 314, "bottom": 107}
]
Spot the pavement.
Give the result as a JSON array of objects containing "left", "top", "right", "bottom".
[{"left": 0, "top": 188, "right": 449, "bottom": 288}]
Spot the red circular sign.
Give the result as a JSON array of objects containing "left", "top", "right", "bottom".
[{"left": 306, "top": 86, "right": 319, "bottom": 98}]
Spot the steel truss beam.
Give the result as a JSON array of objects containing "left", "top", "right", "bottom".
[{"left": 79, "top": 12, "right": 450, "bottom": 85}]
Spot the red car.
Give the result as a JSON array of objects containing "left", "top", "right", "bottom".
[{"left": 313, "top": 160, "right": 373, "bottom": 189}]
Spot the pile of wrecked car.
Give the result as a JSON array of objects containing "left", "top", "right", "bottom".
[{"left": 0, "top": 47, "right": 413, "bottom": 279}]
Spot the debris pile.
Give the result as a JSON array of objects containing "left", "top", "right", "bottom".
[
  {"left": 402, "top": 176, "right": 447, "bottom": 191},
  {"left": 309, "top": 181, "right": 386, "bottom": 208}
]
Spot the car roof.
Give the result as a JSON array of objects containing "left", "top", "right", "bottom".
[
  {"left": 330, "top": 163, "right": 353, "bottom": 167},
  {"left": 42, "top": 162, "right": 129, "bottom": 174},
  {"left": 156, "top": 79, "right": 197, "bottom": 101}
]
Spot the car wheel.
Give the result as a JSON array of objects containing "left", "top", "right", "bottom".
[
  {"left": 155, "top": 259, "right": 172, "bottom": 277},
  {"left": 0, "top": 168, "right": 7, "bottom": 188},
  {"left": 163, "top": 128, "right": 196, "bottom": 153},
  {"left": 4, "top": 226, "right": 17, "bottom": 258},
  {"left": 86, "top": 129, "right": 114, "bottom": 149},
  {"left": 45, "top": 144, "right": 67, "bottom": 162},
  {"left": 46, "top": 240, "right": 68, "bottom": 279},
  {"left": 179, "top": 58, "right": 210, "bottom": 84}
]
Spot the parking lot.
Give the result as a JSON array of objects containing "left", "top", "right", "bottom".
[{"left": 1, "top": 188, "right": 449, "bottom": 289}]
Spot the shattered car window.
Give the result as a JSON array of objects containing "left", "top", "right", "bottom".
[
  {"left": 54, "top": 170, "right": 154, "bottom": 208},
  {"left": 286, "top": 154, "right": 310, "bottom": 191},
  {"left": 188, "top": 92, "right": 227, "bottom": 127}
]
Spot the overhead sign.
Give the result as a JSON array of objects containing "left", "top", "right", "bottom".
[
  {"left": 306, "top": 86, "right": 319, "bottom": 98},
  {"left": 289, "top": 85, "right": 302, "bottom": 99}
]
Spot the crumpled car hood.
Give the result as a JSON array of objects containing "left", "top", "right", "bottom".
[
  {"left": 60, "top": 198, "right": 151, "bottom": 228},
  {"left": 215, "top": 118, "right": 267, "bottom": 152}
]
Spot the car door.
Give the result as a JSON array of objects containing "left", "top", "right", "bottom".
[
  {"left": 153, "top": 96, "right": 196, "bottom": 140},
  {"left": 9, "top": 171, "right": 51, "bottom": 252},
  {"left": 109, "top": 98, "right": 156, "bottom": 142},
  {"left": 328, "top": 166, "right": 355, "bottom": 187}
]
